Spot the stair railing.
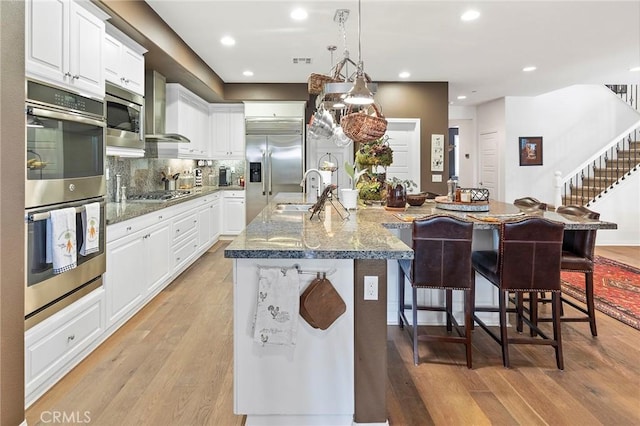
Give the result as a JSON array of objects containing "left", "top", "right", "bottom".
[{"left": 559, "top": 84, "right": 640, "bottom": 207}]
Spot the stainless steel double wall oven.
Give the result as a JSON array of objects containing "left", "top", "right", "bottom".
[{"left": 25, "top": 79, "right": 107, "bottom": 328}]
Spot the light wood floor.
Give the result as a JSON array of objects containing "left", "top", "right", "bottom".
[{"left": 25, "top": 243, "right": 640, "bottom": 425}]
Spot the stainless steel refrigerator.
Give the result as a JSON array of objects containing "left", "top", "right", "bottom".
[{"left": 245, "top": 118, "right": 304, "bottom": 223}]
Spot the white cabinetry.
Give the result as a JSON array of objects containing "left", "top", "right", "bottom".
[
  {"left": 25, "top": 287, "right": 106, "bottom": 406},
  {"left": 210, "top": 104, "right": 245, "bottom": 159},
  {"left": 25, "top": 0, "right": 108, "bottom": 98},
  {"left": 104, "top": 23, "right": 146, "bottom": 96},
  {"left": 105, "top": 216, "right": 171, "bottom": 326},
  {"left": 222, "top": 191, "right": 246, "bottom": 235},
  {"left": 156, "top": 84, "right": 210, "bottom": 159},
  {"left": 197, "top": 193, "right": 221, "bottom": 251}
]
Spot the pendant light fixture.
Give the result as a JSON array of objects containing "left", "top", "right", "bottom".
[{"left": 344, "top": 0, "right": 374, "bottom": 106}]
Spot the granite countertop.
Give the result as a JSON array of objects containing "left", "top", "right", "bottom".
[
  {"left": 224, "top": 193, "right": 617, "bottom": 260},
  {"left": 106, "top": 185, "right": 244, "bottom": 225}
]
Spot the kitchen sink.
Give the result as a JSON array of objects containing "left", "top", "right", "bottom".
[{"left": 274, "top": 203, "right": 314, "bottom": 212}]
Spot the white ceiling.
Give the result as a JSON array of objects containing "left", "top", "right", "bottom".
[{"left": 145, "top": 0, "right": 640, "bottom": 106}]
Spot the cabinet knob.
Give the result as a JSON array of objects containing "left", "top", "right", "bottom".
[
  {"left": 158, "top": 215, "right": 163, "bottom": 219},
  {"left": 64, "top": 72, "right": 72, "bottom": 77},
  {"left": 67, "top": 334, "right": 75, "bottom": 342},
  {"left": 126, "top": 226, "right": 132, "bottom": 231},
  {"left": 73, "top": 75, "right": 80, "bottom": 80}
]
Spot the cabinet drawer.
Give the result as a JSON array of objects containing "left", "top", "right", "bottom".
[
  {"left": 26, "top": 288, "right": 105, "bottom": 385},
  {"left": 108, "top": 211, "right": 167, "bottom": 242},
  {"left": 173, "top": 212, "right": 198, "bottom": 242},
  {"left": 173, "top": 234, "right": 198, "bottom": 272},
  {"left": 223, "top": 190, "right": 245, "bottom": 198}
]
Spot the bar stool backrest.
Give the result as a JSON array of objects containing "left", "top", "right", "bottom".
[
  {"left": 498, "top": 217, "right": 564, "bottom": 291},
  {"left": 556, "top": 205, "right": 600, "bottom": 261},
  {"left": 514, "top": 197, "right": 547, "bottom": 211},
  {"left": 411, "top": 215, "right": 474, "bottom": 290}
]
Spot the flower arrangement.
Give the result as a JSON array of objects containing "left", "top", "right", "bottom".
[
  {"left": 355, "top": 136, "right": 393, "bottom": 168},
  {"left": 356, "top": 174, "right": 384, "bottom": 201}
]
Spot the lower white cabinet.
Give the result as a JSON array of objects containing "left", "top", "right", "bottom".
[
  {"left": 25, "top": 192, "right": 225, "bottom": 408},
  {"left": 105, "top": 220, "right": 171, "bottom": 325},
  {"left": 25, "top": 287, "right": 106, "bottom": 407},
  {"left": 222, "top": 190, "right": 246, "bottom": 235}
]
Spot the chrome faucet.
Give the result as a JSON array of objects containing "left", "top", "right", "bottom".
[{"left": 300, "top": 168, "right": 324, "bottom": 200}]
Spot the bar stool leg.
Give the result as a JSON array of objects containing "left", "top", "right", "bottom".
[
  {"left": 412, "top": 287, "right": 419, "bottom": 366},
  {"left": 530, "top": 292, "right": 538, "bottom": 337},
  {"left": 398, "top": 266, "right": 405, "bottom": 329},
  {"left": 516, "top": 293, "right": 524, "bottom": 333},
  {"left": 585, "top": 272, "right": 597, "bottom": 337},
  {"left": 499, "top": 291, "right": 510, "bottom": 368},
  {"left": 464, "top": 290, "right": 473, "bottom": 369},
  {"left": 446, "top": 289, "right": 453, "bottom": 333},
  {"left": 552, "top": 292, "right": 564, "bottom": 370}
]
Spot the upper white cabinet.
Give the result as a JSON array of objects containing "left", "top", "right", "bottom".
[
  {"left": 210, "top": 104, "right": 245, "bottom": 159},
  {"left": 25, "top": 0, "right": 108, "bottom": 99},
  {"left": 104, "top": 23, "right": 146, "bottom": 96},
  {"left": 157, "top": 84, "right": 210, "bottom": 159}
]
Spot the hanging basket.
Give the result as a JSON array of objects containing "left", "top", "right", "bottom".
[
  {"left": 308, "top": 73, "right": 338, "bottom": 95},
  {"left": 340, "top": 104, "right": 388, "bottom": 143}
]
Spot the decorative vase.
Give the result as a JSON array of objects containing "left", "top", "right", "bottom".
[{"left": 386, "top": 184, "right": 406, "bottom": 208}]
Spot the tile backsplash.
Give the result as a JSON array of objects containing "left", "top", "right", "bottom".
[{"left": 107, "top": 157, "right": 245, "bottom": 202}]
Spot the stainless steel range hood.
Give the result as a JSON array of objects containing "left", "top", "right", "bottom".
[{"left": 144, "top": 70, "right": 190, "bottom": 143}]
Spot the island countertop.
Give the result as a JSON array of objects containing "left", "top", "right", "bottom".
[{"left": 224, "top": 193, "right": 617, "bottom": 260}]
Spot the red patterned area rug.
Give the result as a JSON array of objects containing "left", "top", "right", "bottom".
[{"left": 562, "top": 256, "right": 640, "bottom": 330}]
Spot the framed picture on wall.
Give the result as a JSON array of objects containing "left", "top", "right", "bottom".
[{"left": 519, "top": 136, "right": 543, "bottom": 166}]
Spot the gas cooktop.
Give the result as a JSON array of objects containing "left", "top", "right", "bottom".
[{"left": 128, "top": 190, "right": 192, "bottom": 203}]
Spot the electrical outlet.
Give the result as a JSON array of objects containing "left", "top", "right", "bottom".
[{"left": 364, "top": 276, "right": 378, "bottom": 300}]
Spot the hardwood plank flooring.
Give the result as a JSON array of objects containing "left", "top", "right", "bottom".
[{"left": 26, "top": 243, "right": 640, "bottom": 425}]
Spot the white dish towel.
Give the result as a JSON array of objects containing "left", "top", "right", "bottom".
[
  {"left": 46, "top": 207, "right": 77, "bottom": 274},
  {"left": 80, "top": 202, "right": 100, "bottom": 256},
  {"left": 253, "top": 266, "right": 300, "bottom": 346}
]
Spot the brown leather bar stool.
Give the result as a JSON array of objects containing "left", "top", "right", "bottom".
[
  {"left": 514, "top": 197, "right": 547, "bottom": 211},
  {"left": 472, "top": 217, "right": 565, "bottom": 369},
  {"left": 398, "top": 215, "right": 474, "bottom": 367},
  {"left": 545, "top": 205, "right": 600, "bottom": 336}
]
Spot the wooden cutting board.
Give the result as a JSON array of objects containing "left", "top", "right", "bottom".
[{"left": 300, "top": 276, "right": 346, "bottom": 330}]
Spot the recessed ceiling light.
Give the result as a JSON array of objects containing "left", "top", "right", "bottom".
[
  {"left": 457, "top": 95, "right": 467, "bottom": 100},
  {"left": 220, "top": 36, "right": 235, "bottom": 46},
  {"left": 461, "top": 10, "right": 480, "bottom": 21},
  {"left": 243, "top": 70, "right": 254, "bottom": 77},
  {"left": 398, "top": 71, "right": 411, "bottom": 79},
  {"left": 291, "top": 8, "right": 308, "bottom": 21},
  {"left": 630, "top": 66, "right": 640, "bottom": 72},
  {"left": 522, "top": 66, "right": 537, "bottom": 72}
]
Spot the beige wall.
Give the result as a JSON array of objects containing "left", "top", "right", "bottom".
[{"left": 0, "top": 0, "right": 26, "bottom": 423}]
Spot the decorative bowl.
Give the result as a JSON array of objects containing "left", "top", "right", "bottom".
[{"left": 407, "top": 193, "right": 427, "bottom": 206}]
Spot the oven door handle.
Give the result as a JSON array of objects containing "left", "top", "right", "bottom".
[
  {"left": 27, "top": 199, "right": 106, "bottom": 222},
  {"left": 29, "top": 106, "right": 106, "bottom": 128}
]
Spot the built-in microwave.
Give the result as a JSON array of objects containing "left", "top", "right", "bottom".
[{"left": 105, "top": 82, "right": 144, "bottom": 150}]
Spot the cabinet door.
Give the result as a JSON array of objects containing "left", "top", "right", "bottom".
[
  {"left": 146, "top": 223, "right": 172, "bottom": 294},
  {"left": 198, "top": 203, "right": 213, "bottom": 249},
  {"left": 210, "top": 111, "right": 229, "bottom": 158},
  {"left": 105, "top": 233, "right": 145, "bottom": 325},
  {"left": 211, "top": 199, "right": 221, "bottom": 240},
  {"left": 223, "top": 198, "right": 246, "bottom": 235},
  {"left": 104, "top": 33, "right": 121, "bottom": 84},
  {"left": 121, "top": 44, "right": 145, "bottom": 96},
  {"left": 25, "top": 0, "right": 68, "bottom": 82},
  {"left": 69, "top": 1, "right": 105, "bottom": 97},
  {"left": 227, "top": 109, "right": 246, "bottom": 158}
]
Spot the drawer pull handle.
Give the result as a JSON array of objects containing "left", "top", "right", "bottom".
[
  {"left": 68, "top": 334, "right": 75, "bottom": 342},
  {"left": 158, "top": 215, "right": 163, "bottom": 219},
  {"left": 126, "top": 226, "right": 132, "bottom": 231}
]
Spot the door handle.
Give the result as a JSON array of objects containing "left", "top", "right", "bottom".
[
  {"left": 268, "top": 151, "right": 273, "bottom": 196},
  {"left": 261, "top": 151, "right": 266, "bottom": 196}
]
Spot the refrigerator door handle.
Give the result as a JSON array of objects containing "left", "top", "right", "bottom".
[
  {"left": 268, "top": 150, "right": 273, "bottom": 195},
  {"left": 261, "top": 150, "right": 266, "bottom": 196}
]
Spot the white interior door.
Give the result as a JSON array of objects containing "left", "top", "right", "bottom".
[
  {"left": 479, "top": 131, "right": 499, "bottom": 200},
  {"left": 385, "top": 119, "right": 421, "bottom": 191}
]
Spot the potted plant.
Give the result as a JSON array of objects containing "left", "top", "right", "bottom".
[{"left": 342, "top": 162, "right": 367, "bottom": 209}]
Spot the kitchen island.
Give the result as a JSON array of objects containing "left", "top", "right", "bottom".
[{"left": 224, "top": 193, "right": 616, "bottom": 426}]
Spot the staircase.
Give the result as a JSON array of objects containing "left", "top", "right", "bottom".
[{"left": 562, "top": 85, "right": 640, "bottom": 207}]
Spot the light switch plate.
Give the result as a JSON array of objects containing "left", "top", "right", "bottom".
[
  {"left": 432, "top": 174, "right": 442, "bottom": 182},
  {"left": 364, "top": 276, "right": 378, "bottom": 300}
]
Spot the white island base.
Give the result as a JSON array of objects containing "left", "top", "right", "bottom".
[{"left": 233, "top": 258, "right": 389, "bottom": 425}]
